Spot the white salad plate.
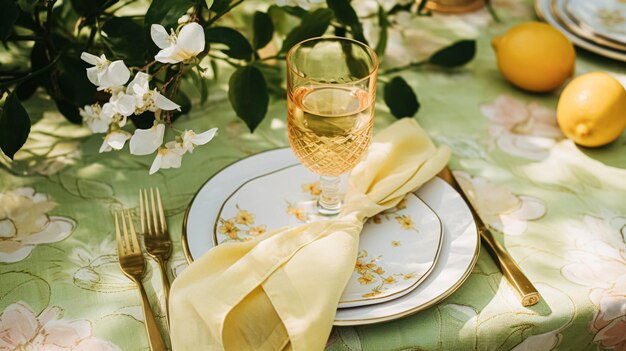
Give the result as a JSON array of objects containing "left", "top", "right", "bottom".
[{"left": 182, "top": 148, "right": 480, "bottom": 325}]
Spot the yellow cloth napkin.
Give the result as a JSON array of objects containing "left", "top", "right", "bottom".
[{"left": 170, "top": 118, "right": 451, "bottom": 350}]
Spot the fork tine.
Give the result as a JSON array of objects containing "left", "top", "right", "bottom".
[
  {"left": 120, "top": 210, "right": 131, "bottom": 251},
  {"left": 155, "top": 187, "right": 167, "bottom": 234},
  {"left": 115, "top": 212, "right": 124, "bottom": 255},
  {"left": 127, "top": 210, "right": 141, "bottom": 253},
  {"left": 150, "top": 188, "right": 159, "bottom": 235},
  {"left": 139, "top": 189, "right": 145, "bottom": 235},
  {"left": 143, "top": 189, "right": 153, "bottom": 236}
]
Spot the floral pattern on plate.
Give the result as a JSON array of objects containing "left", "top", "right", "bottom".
[
  {"left": 213, "top": 164, "right": 443, "bottom": 308},
  {"left": 355, "top": 250, "right": 418, "bottom": 299}
]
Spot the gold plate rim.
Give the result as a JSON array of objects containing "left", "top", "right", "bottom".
[
  {"left": 534, "top": 0, "right": 626, "bottom": 61},
  {"left": 552, "top": 0, "right": 626, "bottom": 52},
  {"left": 180, "top": 148, "right": 480, "bottom": 326}
]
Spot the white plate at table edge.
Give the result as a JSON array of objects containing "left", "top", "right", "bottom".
[
  {"left": 181, "top": 148, "right": 480, "bottom": 326},
  {"left": 535, "top": 0, "right": 626, "bottom": 62}
]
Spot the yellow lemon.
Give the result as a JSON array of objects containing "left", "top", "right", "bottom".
[
  {"left": 557, "top": 72, "right": 626, "bottom": 147},
  {"left": 492, "top": 22, "right": 576, "bottom": 92}
]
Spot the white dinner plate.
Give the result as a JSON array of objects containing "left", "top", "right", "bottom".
[
  {"left": 182, "top": 148, "right": 480, "bottom": 325},
  {"left": 535, "top": 0, "right": 626, "bottom": 62}
]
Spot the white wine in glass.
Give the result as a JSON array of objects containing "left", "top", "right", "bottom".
[{"left": 286, "top": 37, "right": 378, "bottom": 215}]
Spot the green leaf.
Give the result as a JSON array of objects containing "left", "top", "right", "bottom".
[
  {"left": 267, "top": 5, "right": 301, "bottom": 36},
  {"left": 429, "top": 40, "right": 476, "bottom": 68},
  {"left": 0, "top": 0, "right": 19, "bottom": 41},
  {"left": 0, "top": 272, "right": 50, "bottom": 314},
  {"left": 326, "top": 0, "right": 367, "bottom": 44},
  {"left": 77, "top": 178, "right": 115, "bottom": 199},
  {"left": 0, "top": 92, "right": 31, "bottom": 159},
  {"left": 205, "top": 27, "right": 253, "bottom": 60},
  {"left": 384, "top": 77, "right": 420, "bottom": 118},
  {"left": 375, "top": 5, "right": 389, "bottom": 56},
  {"left": 204, "top": 0, "right": 214, "bottom": 9},
  {"left": 102, "top": 17, "right": 148, "bottom": 66},
  {"left": 277, "top": 6, "right": 306, "bottom": 18},
  {"left": 71, "top": 0, "right": 117, "bottom": 16},
  {"left": 253, "top": 11, "right": 274, "bottom": 50},
  {"left": 145, "top": 0, "right": 195, "bottom": 34},
  {"left": 53, "top": 98, "right": 82, "bottom": 124},
  {"left": 59, "top": 57, "right": 96, "bottom": 106},
  {"left": 228, "top": 66, "right": 268, "bottom": 132},
  {"left": 281, "top": 8, "right": 333, "bottom": 52},
  {"left": 210, "top": 0, "right": 230, "bottom": 13}
]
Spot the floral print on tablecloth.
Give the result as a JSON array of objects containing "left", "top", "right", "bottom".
[
  {"left": 0, "top": 301, "right": 121, "bottom": 351},
  {"left": 480, "top": 95, "right": 564, "bottom": 161},
  {"left": 0, "top": 187, "right": 75, "bottom": 263},
  {"left": 453, "top": 171, "right": 546, "bottom": 235},
  {"left": 562, "top": 214, "right": 626, "bottom": 350}
]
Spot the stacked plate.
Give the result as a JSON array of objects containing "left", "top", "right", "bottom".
[
  {"left": 535, "top": 0, "right": 626, "bottom": 61},
  {"left": 182, "top": 148, "right": 480, "bottom": 325}
]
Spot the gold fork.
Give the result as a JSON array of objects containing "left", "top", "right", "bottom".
[
  {"left": 139, "top": 188, "right": 172, "bottom": 318},
  {"left": 115, "top": 210, "right": 167, "bottom": 351}
]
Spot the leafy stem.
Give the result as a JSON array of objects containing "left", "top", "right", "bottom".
[
  {"left": 206, "top": 0, "right": 245, "bottom": 26},
  {"left": 0, "top": 50, "right": 65, "bottom": 89},
  {"left": 379, "top": 61, "right": 426, "bottom": 75}
]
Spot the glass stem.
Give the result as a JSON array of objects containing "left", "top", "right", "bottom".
[{"left": 318, "top": 175, "right": 341, "bottom": 216}]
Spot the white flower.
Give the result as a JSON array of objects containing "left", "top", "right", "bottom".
[
  {"left": 149, "top": 141, "right": 185, "bottom": 175},
  {"left": 0, "top": 188, "right": 75, "bottom": 263},
  {"left": 129, "top": 123, "right": 165, "bottom": 156},
  {"left": 126, "top": 72, "right": 180, "bottom": 113},
  {"left": 480, "top": 95, "right": 564, "bottom": 161},
  {"left": 99, "top": 130, "right": 131, "bottom": 153},
  {"left": 0, "top": 301, "right": 121, "bottom": 351},
  {"left": 100, "top": 92, "right": 137, "bottom": 128},
  {"left": 454, "top": 171, "right": 546, "bottom": 236},
  {"left": 80, "top": 104, "right": 111, "bottom": 134},
  {"left": 80, "top": 52, "right": 130, "bottom": 89},
  {"left": 275, "top": 0, "right": 324, "bottom": 10},
  {"left": 178, "top": 14, "right": 191, "bottom": 24},
  {"left": 151, "top": 22, "right": 205, "bottom": 64},
  {"left": 180, "top": 128, "right": 217, "bottom": 153}
]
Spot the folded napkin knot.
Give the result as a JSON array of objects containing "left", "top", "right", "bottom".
[
  {"left": 339, "top": 193, "right": 386, "bottom": 223},
  {"left": 170, "top": 118, "right": 451, "bottom": 351}
]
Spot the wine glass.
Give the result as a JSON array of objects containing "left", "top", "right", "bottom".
[{"left": 286, "top": 37, "right": 378, "bottom": 216}]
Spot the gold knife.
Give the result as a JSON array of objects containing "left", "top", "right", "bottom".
[{"left": 439, "top": 167, "right": 540, "bottom": 307}]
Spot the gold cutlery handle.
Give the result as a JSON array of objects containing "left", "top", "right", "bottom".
[
  {"left": 477, "top": 221, "right": 540, "bottom": 307},
  {"left": 135, "top": 278, "right": 167, "bottom": 351},
  {"left": 154, "top": 256, "right": 171, "bottom": 326},
  {"left": 439, "top": 167, "right": 540, "bottom": 307}
]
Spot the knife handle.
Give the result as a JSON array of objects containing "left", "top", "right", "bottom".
[
  {"left": 477, "top": 221, "right": 540, "bottom": 306},
  {"left": 439, "top": 167, "right": 540, "bottom": 307}
]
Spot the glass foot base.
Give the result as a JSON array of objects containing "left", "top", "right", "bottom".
[{"left": 317, "top": 201, "right": 341, "bottom": 216}]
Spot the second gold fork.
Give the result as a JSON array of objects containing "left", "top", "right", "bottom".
[{"left": 140, "top": 188, "right": 173, "bottom": 319}]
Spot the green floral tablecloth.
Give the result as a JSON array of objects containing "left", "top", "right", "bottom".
[{"left": 2, "top": 0, "right": 626, "bottom": 350}]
